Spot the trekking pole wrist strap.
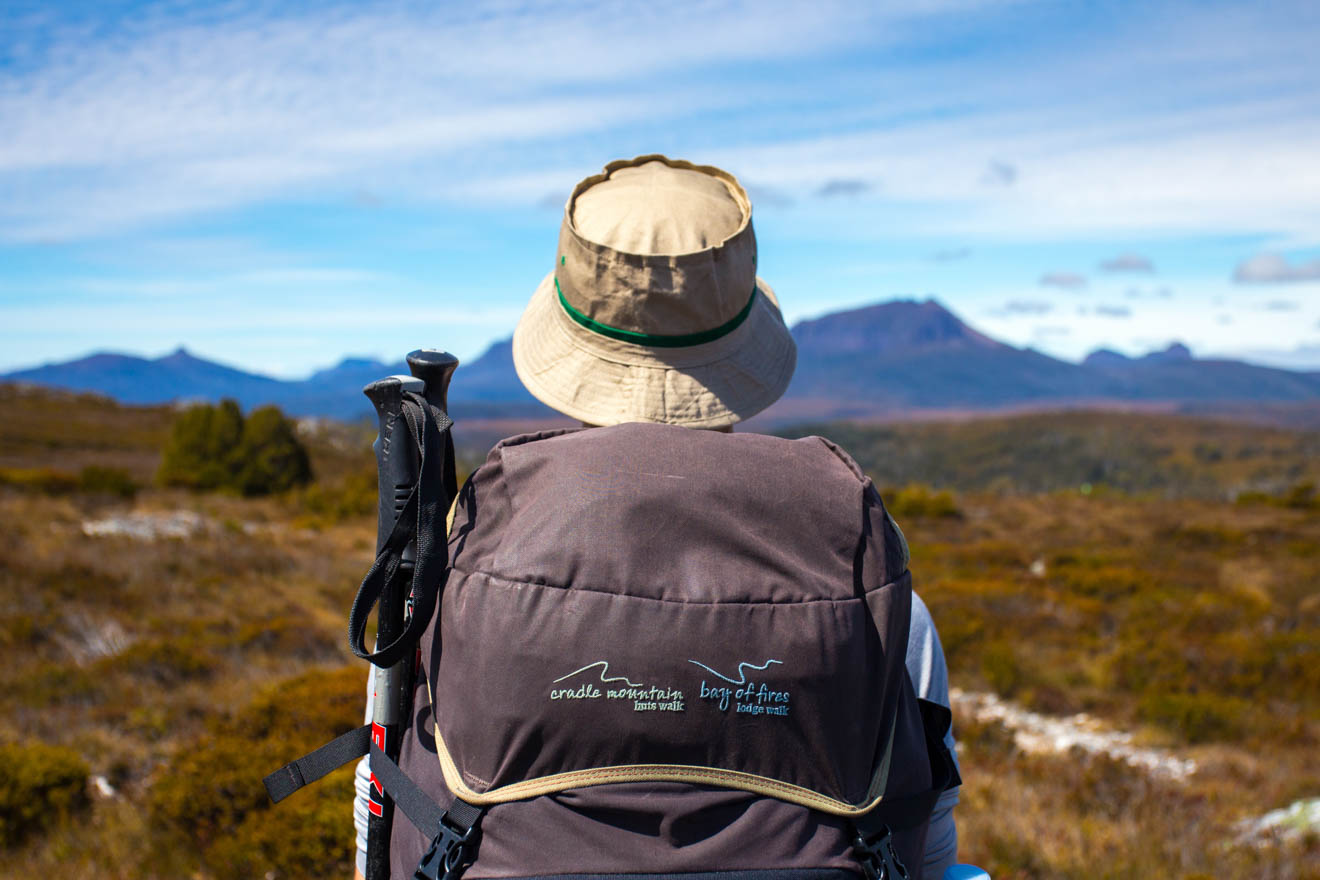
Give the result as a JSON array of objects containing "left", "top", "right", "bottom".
[{"left": 348, "top": 392, "right": 456, "bottom": 667}]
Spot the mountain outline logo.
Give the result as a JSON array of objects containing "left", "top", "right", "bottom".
[{"left": 687, "top": 658, "right": 782, "bottom": 685}]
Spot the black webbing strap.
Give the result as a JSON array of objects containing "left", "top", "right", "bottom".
[
  {"left": 849, "top": 698, "right": 961, "bottom": 879},
  {"left": 369, "top": 742, "right": 484, "bottom": 880},
  {"left": 856, "top": 698, "right": 961, "bottom": 832},
  {"left": 368, "top": 741, "right": 447, "bottom": 833},
  {"left": 263, "top": 724, "right": 371, "bottom": 803},
  {"left": 348, "top": 390, "right": 456, "bottom": 668}
]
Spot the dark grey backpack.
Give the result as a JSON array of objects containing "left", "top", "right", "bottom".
[{"left": 269, "top": 422, "right": 956, "bottom": 880}]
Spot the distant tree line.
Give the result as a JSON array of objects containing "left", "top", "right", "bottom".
[{"left": 158, "top": 399, "right": 312, "bottom": 496}]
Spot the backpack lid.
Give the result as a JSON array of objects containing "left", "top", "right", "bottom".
[{"left": 426, "top": 423, "right": 916, "bottom": 815}]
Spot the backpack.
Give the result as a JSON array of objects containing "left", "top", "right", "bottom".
[{"left": 268, "top": 420, "right": 957, "bottom": 880}]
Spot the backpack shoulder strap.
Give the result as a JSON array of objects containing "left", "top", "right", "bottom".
[{"left": 849, "top": 698, "right": 961, "bottom": 879}]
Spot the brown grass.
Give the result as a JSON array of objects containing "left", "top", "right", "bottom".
[{"left": 0, "top": 389, "right": 1315, "bottom": 878}]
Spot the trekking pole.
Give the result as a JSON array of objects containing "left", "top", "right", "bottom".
[{"left": 362, "top": 350, "right": 459, "bottom": 880}]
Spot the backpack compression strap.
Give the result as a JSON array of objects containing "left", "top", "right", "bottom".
[
  {"left": 262, "top": 730, "right": 485, "bottom": 880},
  {"left": 369, "top": 741, "right": 485, "bottom": 880},
  {"left": 264, "top": 724, "right": 372, "bottom": 804}
]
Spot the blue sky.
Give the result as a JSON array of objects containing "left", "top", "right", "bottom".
[{"left": 2, "top": 0, "right": 1319, "bottom": 377}]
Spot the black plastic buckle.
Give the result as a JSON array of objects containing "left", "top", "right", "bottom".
[
  {"left": 851, "top": 823, "right": 909, "bottom": 880},
  {"left": 414, "top": 812, "right": 479, "bottom": 880}
]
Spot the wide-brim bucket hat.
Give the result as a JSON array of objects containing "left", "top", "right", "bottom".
[{"left": 512, "top": 154, "right": 796, "bottom": 429}]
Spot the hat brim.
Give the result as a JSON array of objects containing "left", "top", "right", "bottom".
[{"left": 512, "top": 272, "right": 797, "bottom": 428}]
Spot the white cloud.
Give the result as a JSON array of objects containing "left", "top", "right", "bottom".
[
  {"left": 0, "top": 0, "right": 1012, "bottom": 241},
  {"left": 967, "top": 270, "right": 1320, "bottom": 366},
  {"left": 1, "top": 0, "right": 1317, "bottom": 245},
  {"left": 1233, "top": 253, "right": 1320, "bottom": 283},
  {"left": 1040, "top": 272, "right": 1087, "bottom": 290},
  {"left": 980, "top": 160, "right": 1017, "bottom": 186},
  {"left": 1211, "top": 344, "right": 1320, "bottom": 371},
  {"left": 997, "top": 299, "right": 1052, "bottom": 315},
  {"left": 1100, "top": 253, "right": 1155, "bottom": 272},
  {"left": 816, "top": 179, "right": 874, "bottom": 198}
]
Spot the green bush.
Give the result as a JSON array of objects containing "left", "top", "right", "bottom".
[
  {"left": 1282, "top": 481, "right": 1317, "bottom": 510},
  {"left": 77, "top": 465, "right": 138, "bottom": 498},
  {"left": 0, "top": 467, "right": 78, "bottom": 495},
  {"left": 980, "top": 640, "right": 1023, "bottom": 696},
  {"left": 296, "top": 463, "right": 376, "bottom": 525},
  {"left": 0, "top": 743, "right": 89, "bottom": 846},
  {"left": 158, "top": 400, "right": 312, "bottom": 496},
  {"left": 149, "top": 665, "right": 365, "bottom": 878},
  {"left": 884, "top": 484, "right": 962, "bottom": 519},
  {"left": 158, "top": 399, "right": 244, "bottom": 490},
  {"left": 205, "top": 767, "right": 355, "bottom": 879},
  {"left": 232, "top": 406, "right": 314, "bottom": 496},
  {"left": 1137, "top": 691, "right": 1250, "bottom": 744}
]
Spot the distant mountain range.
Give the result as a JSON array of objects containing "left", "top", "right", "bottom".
[
  {"left": 772, "top": 300, "right": 1320, "bottom": 422},
  {"left": 6, "top": 299, "right": 1319, "bottom": 425}
]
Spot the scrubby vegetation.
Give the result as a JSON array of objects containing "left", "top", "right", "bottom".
[
  {"left": 0, "top": 386, "right": 1315, "bottom": 878},
  {"left": 0, "top": 743, "right": 89, "bottom": 847},
  {"left": 149, "top": 666, "right": 363, "bottom": 878},
  {"left": 0, "top": 464, "right": 139, "bottom": 498},
  {"left": 158, "top": 400, "right": 313, "bottom": 495},
  {"left": 784, "top": 410, "right": 1320, "bottom": 499}
]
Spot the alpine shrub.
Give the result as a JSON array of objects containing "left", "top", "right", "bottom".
[
  {"left": 0, "top": 467, "right": 78, "bottom": 495},
  {"left": 232, "top": 406, "right": 313, "bottom": 496},
  {"left": 0, "top": 743, "right": 89, "bottom": 847},
  {"left": 77, "top": 465, "right": 139, "bottom": 498},
  {"left": 884, "top": 484, "right": 962, "bottom": 519},
  {"left": 157, "top": 400, "right": 312, "bottom": 496},
  {"left": 148, "top": 665, "right": 363, "bottom": 878}
]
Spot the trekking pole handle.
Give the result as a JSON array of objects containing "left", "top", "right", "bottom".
[
  {"left": 406, "top": 349, "right": 459, "bottom": 413},
  {"left": 359, "top": 354, "right": 458, "bottom": 880},
  {"left": 362, "top": 373, "right": 425, "bottom": 880},
  {"left": 366, "top": 375, "right": 424, "bottom": 554}
]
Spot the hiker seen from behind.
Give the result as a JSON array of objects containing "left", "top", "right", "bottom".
[{"left": 342, "top": 155, "right": 962, "bottom": 879}]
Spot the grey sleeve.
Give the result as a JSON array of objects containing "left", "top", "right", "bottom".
[
  {"left": 907, "top": 590, "right": 960, "bottom": 879},
  {"left": 354, "top": 673, "right": 373, "bottom": 877}
]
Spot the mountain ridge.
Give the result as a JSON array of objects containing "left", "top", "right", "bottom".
[{"left": 7, "top": 299, "right": 1319, "bottom": 423}]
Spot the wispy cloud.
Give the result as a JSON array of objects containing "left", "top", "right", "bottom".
[
  {"left": 0, "top": 0, "right": 1008, "bottom": 242},
  {"left": 1040, "top": 272, "right": 1087, "bottom": 290},
  {"left": 3, "top": 0, "right": 1317, "bottom": 245},
  {"left": 1125, "top": 286, "right": 1173, "bottom": 299},
  {"left": 980, "top": 160, "right": 1017, "bottom": 186},
  {"left": 743, "top": 182, "right": 795, "bottom": 208},
  {"left": 816, "top": 179, "right": 873, "bottom": 198},
  {"left": 1100, "top": 253, "right": 1155, "bottom": 272},
  {"left": 999, "top": 299, "right": 1053, "bottom": 315},
  {"left": 1233, "top": 253, "right": 1320, "bottom": 283},
  {"left": 1032, "top": 325, "right": 1071, "bottom": 338}
]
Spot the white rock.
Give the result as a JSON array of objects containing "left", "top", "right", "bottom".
[
  {"left": 91, "top": 775, "right": 117, "bottom": 799},
  {"left": 81, "top": 510, "right": 205, "bottom": 541},
  {"left": 950, "top": 688, "right": 1197, "bottom": 781},
  {"left": 1236, "top": 798, "right": 1320, "bottom": 846}
]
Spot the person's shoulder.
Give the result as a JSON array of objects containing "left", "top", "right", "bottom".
[{"left": 908, "top": 591, "right": 937, "bottom": 662}]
